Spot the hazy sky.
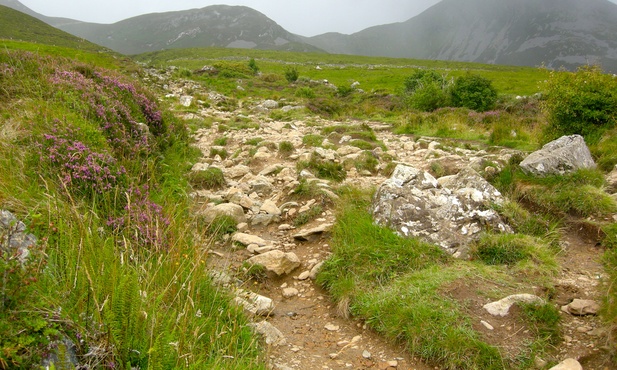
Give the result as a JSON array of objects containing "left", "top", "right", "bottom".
[{"left": 18, "top": 0, "right": 443, "bottom": 36}]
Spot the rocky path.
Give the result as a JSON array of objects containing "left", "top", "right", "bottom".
[{"left": 153, "top": 71, "right": 613, "bottom": 368}]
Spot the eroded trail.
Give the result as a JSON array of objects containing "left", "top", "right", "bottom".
[{"left": 164, "top": 81, "right": 613, "bottom": 368}]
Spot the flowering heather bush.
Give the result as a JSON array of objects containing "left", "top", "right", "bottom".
[
  {"left": 50, "top": 67, "right": 166, "bottom": 158},
  {"left": 38, "top": 128, "right": 127, "bottom": 199},
  {"left": 107, "top": 186, "right": 170, "bottom": 251}
]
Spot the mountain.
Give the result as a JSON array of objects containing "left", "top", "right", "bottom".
[
  {"left": 0, "top": 1, "right": 321, "bottom": 55},
  {"left": 306, "top": 0, "right": 617, "bottom": 72},
  {"left": 0, "top": 5, "right": 105, "bottom": 51}
]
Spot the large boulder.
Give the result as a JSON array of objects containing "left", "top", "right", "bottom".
[
  {"left": 371, "top": 165, "right": 510, "bottom": 257},
  {"left": 519, "top": 135, "right": 596, "bottom": 176}
]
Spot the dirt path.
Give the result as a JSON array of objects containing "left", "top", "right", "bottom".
[{"left": 184, "top": 104, "right": 613, "bottom": 369}]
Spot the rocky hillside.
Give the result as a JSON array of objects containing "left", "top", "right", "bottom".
[{"left": 305, "top": 0, "right": 617, "bottom": 72}]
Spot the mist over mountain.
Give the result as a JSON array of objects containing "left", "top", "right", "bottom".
[
  {"left": 305, "top": 0, "right": 617, "bottom": 72},
  {"left": 1, "top": 0, "right": 616, "bottom": 71}
]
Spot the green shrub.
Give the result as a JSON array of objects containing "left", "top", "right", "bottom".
[
  {"left": 284, "top": 67, "right": 299, "bottom": 83},
  {"left": 306, "top": 97, "right": 344, "bottom": 117},
  {"left": 543, "top": 65, "right": 617, "bottom": 142},
  {"left": 403, "top": 70, "right": 450, "bottom": 112},
  {"left": 336, "top": 85, "right": 353, "bottom": 98},
  {"left": 248, "top": 58, "right": 259, "bottom": 75},
  {"left": 278, "top": 141, "right": 295, "bottom": 156},
  {"left": 188, "top": 167, "right": 226, "bottom": 189},
  {"left": 295, "top": 86, "right": 316, "bottom": 99},
  {"left": 450, "top": 74, "right": 498, "bottom": 112}
]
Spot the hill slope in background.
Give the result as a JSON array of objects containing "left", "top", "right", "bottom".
[
  {"left": 0, "top": 5, "right": 106, "bottom": 51},
  {"left": 306, "top": 0, "right": 617, "bottom": 72},
  {"left": 59, "top": 5, "right": 323, "bottom": 55}
]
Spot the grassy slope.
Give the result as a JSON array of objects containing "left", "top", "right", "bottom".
[
  {"left": 0, "top": 40, "right": 264, "bottom": 369},
  {"left": 134, "top": 47, "right": 550, "bottom": 96},
  {"left": 0, "top": 5, "right": 106, "bottom": 53}
]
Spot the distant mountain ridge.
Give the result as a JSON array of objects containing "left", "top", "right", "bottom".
[
  {"left": 0, "top": 0, "right": 322, "bottom": 55},
  {"left": 2, "top": 0, "right": 617, "bottom": 72},
  {"left": 305, "top": 0, "right": 617, "bottom": 72}
]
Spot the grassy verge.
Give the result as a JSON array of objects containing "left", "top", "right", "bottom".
[
  {"left": 0, "top": 44, "right": 264, "bottom": 369},
  {"left": 317, "top": 187, "right": 563, "bottom": 369}
]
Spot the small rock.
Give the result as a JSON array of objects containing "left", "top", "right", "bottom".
[
  {"left": 179, "top": 95, "right": 193, "bottom": 107},
  {"left": 309, "top": 261, "right": 324, "bottom": 279},
  {"left": 278, "top": 224, "right": 294, "bottom": 231},
  {"left": 325, "top": 324, "right": 340, "bottom": 331},
  {"left": 249, "top": 321, "right": 286, "bottom": 346},
  {"left": 234, "top": 290, "right": 274, "bottom": 316},
  {"left": 483, "top": 294, "right": 544, "bottom": 317},
  {"left": 261, "top": 199, "right": 282, "bottom": 216},
  {"left": 534, "top": 357, "right": 548, "bottom": 369},
  {"left": 548, "top": 358, "right": 582, "bottom": 370},
  {"left": 297, "top": 271, "right": 311, "bottom": 280},
  {"left": 562, "top": 299, "right": 600, "bottom": 316},
  {"left": 329, "top": 353, "right": 339, "bottom": 359},
  {"left": 362, "top": 350, "right": 372, "bottom": 359},
  {"left": 282, "top": 288, "right": 299, "bottom": 298},
  {"left": 481, "top": 320, "right": 494, "bottom": 330},
  {"left": 232, "top": 232, "right": 267, "bottom": 247},
  {"left": 293, "top": 223, "right": 333, "bottom": 241}
]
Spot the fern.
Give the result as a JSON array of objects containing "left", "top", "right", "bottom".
[{"left": 106, "top": 271, "right": 145, "bottom": 367}]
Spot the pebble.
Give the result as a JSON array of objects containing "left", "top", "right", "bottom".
[
  {"left": 481, "top": 320, "right": 494, "bottom": 330},
  {"left": 325, "top": 324, "right": 339, "bottom": 331},
  {"left": 362, "top": 350, "right": 372, "bottom": 359}
]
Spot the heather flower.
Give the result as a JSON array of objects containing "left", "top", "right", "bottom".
[
  {"left": 38, "top": 129, "right": 127, "bottom": 199},
  {"left": 107, "top": 186, "right": 170, "bottom": 251}
]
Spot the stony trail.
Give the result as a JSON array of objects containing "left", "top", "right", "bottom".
[{"left": 153, "top": 71, "right": 613, "bottom": 369}]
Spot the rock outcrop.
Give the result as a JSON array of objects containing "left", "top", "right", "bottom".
[
  {"left": 371, "top": 165, "right": 510, "bottom": 257},
  {"left": 520, "top": 135, "right": 596, "bottom": 176}
]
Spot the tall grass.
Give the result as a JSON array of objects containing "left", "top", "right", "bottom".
[{"left": 0, "top": 45, "right": 264, "bottom": 369}]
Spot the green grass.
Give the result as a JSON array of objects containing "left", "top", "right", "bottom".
[
  {"left": 134, "top": 47, "right": 549, "bottom": 97},
  {"left": 188, "top": 167, "right": 226, "bottom": 189},
  {"left": 297, "top": 153, "right": 347, "bottom": 182},
  {"left": 317, "top": 187, "right": 563, "bottom": 369}
]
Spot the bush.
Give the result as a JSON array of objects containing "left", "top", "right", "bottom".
[
  {"left": 543, "top": 65, "right": 617, "bottom": 142},
  {"left": 284, "top": 67, "right": 299, "bottom": 83},
  {"left": 450, "top": 74, "right": 498, "bottom": 112},
  {"left": 403, "top": 70, "right": 450, "bottom": 112},
  {"left": 295, "top": 86, "right": 315, "bottom": 99},
  {"left": 247, "top": 58, "right": 259, "bottom": 75}
]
